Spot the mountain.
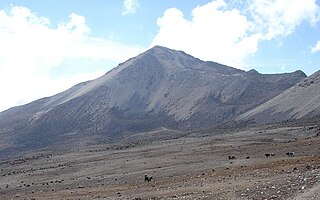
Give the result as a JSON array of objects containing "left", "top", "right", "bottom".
[
  {"left": 237, "top": 70, "right": 320, "bottom": 124},
  {"left": 0, "top": 46, "right": 307, "bottom": 154}
]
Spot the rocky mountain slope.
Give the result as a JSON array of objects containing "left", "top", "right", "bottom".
[
  {"left": 0, "top": 46, "right": 307, "bottom": 153},
  {"left": 237, "top": 70, "right": 320, "bottom": 125}
]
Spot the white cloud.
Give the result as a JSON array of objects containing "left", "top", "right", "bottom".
[
  {"left": 311, "top": 41, "right": 320, "bottom": 53},
  {"left": 152, "top": 0, "right": 320, "bottom": 68},
  {"left": 152, "top": 1, "right": 261, "bottom": 67},
  {"left": 249, "top": 0, "right": 320, "bottom": 40},
  {"left": 0, "top": 6, "right": 144, "bottom": 112},
  {"left": 122, "top": 0, "right": 140, "bottom": 15}
]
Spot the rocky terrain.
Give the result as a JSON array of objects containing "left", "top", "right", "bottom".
[{"left": 0, "top": 122, "right": 319, "bottom": 199}]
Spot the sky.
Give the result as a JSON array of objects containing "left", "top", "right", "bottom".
[{"left": 0, "top": 0, "right": 319, "bottom": 112}]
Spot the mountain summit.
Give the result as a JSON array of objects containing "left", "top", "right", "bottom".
[{"left": 0, "top": 46, "right": 307, "bottom": 154}]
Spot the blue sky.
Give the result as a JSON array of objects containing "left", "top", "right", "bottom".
[{"left": 0, "top": 0, "right": 319, "bottom": 111}]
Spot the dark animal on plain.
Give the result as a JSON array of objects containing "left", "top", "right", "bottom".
[
  {"left": 286, "top": 152, "right": 295, "bottom": 157},
  {"left": 144, "top": 175, "right": 152, "bottom": 182},
  {"left": 228, "top": 155, "right": 236, "bottom": 160},
  {"left": 265, "top": 153, "right": 275, "bottom": 158},
  {"left": 144, "top": 174, "right": 148, "bottom": 181}
]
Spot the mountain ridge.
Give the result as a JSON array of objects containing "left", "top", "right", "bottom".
[{"left": 237, "top": 70, "right": 320, "bottom": 124}]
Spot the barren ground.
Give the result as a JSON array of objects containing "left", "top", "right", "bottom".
[{"left": 1, "top": 124, "right": 320, "bottom": 200}]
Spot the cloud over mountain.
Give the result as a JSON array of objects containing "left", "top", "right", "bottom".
[
  {"left": 152, "top": 0, "right": 320, "bottom": 68},
  {"left": 0, "top": 6, "right": 144, "bottom": 112}
]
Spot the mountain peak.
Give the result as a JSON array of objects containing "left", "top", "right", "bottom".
[
  {"left": 145, "top": 45, "right": 187, "bottom": 59},
  {"left": 144, "top": 46, "right": 199, "bottom": 60},
  {"left": 128, "top": 46, "right": 202, "bottom": 72},
  {"left": 150, "top": 45, "right": 183, "bottom": 52},
  {"left": 150, "top": 45, "right": 170, "bottom": 50},
  {"left": 147, "top": 45, "right": 175, "bottom": 56},
  {"left": 247, "top": 69, "right": 260, "bottom": 76},
  {"left": 292, "top": 70, "right": 307, "bottom": 77}
]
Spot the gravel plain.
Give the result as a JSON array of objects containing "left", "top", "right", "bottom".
[{"left": 0, "top": 125, "right": 319, "bottom": 199}]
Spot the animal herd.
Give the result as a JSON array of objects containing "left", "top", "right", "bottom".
[
  {"left": 228, "top": 152, "right": 295, "bottom": 160},
  {"left": 144, "top": 151, "right": 296, "bottom": 182}
]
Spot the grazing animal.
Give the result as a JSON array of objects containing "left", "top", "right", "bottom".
[
  {"left": 286, "top": 152, "right": 295, "bottom": 157},
  {"left": 265, "top": 153, "right": 275, "bottom": 158},
  {"left": 228, "top": 155, "right": 236, "bottom": 160},
  {"left": 144, "top": 174, "right": 148, "bottom": 181},
  {"left": 144, "top": 175, "right": 152, "bottom": 182}
]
